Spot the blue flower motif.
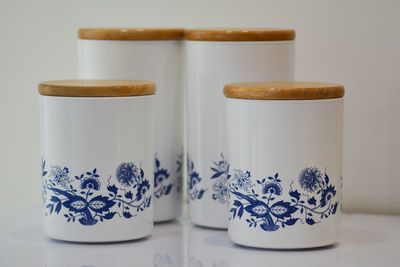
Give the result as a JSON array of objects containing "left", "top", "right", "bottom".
[
  {"left": 262, "top": 182, "right": 282, "bottom": 195},
  {"left": 298, "top": 167, "right": 323, "bottom": 193},
  {"left": 81, "top": 178, "right": 101, "bottom": 190},
  {"left": 49, "top": 165, "right": 70, "bottom": 187},
  {"left": 212, "top": 179, "right": 228, "bottom": 204},
  {"left": 232, "top": 169, "right": 253, "bottom": 192},
  {"left": 136, "top": 179, "right": 150, "bottom": 200},
  {"left": 188, "top": 172, "right": 201, "bottom": 190},
  {"left": 320, "top": 185, "right": 336, "bottom": 207},
  {"left": 116, "top": 162, "right": 139, "bottom": 187},
  {"left": 154, "top": 169, "right": 169, "bottom": 188}
]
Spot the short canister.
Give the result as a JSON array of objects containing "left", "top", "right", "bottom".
[
  {"left": 78, "top": 28, "right": 184, "bottom": 222},
  {"left": 224, "top": 82, "right": 344, "bottom": 249},
  {"left": 39, "top": 80, "right": 155, "bottom": 242},
  {"left": 185, "top": 28, "right": 296, "bottom": 228}
]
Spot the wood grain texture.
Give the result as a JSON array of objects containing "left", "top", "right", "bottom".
[
  {"left": 78, "top": 28, "right": 184, "bottom": 40},
  {"left": 184, "top": 28, "right": 295, "bottom": 41},
  {"left": 38, "top": 80, "right": 156, "bottom": 97},
  {"left": 224, "top": 82, "right": 344, "bottom": 100}
]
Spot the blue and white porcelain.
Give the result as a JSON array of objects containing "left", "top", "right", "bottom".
[
  {"left": 185, "top": 29, "right": 295, "bottom": 228},
  {"left": 225, "top": 86, "right": 343, "bottom": 248},
  {"left": 78, "top": 29, "right": 184, "bottom": 222},
  {"left": 40, "top": 83, "right": 155, "bottom": 242}
]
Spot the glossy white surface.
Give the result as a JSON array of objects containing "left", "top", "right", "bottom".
[
  {"left": 40, "top": 96, "right": 154, "bottom": 242},
  {"left": 226, "top": 98, "right": 343, "bottom": 248},
  {"left": 0, "top": 211, "right": 399, "bottom": 266},
  {"left": 185, "top": 41, "right": 295, "bottom": 228},
  {"left": 79, "top": 39, "right": 184, "bottom": 222}
]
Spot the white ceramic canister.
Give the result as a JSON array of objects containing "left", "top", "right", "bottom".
[
  {"left": 78, "top": 28, "right": 184, "bottom": 222},
  {"left": 39, "top": 80, "right": 155, "bottom": 242},
  {"left": 224, "top": 82, "right": 344, "bottom": 249},
  {"left": 185, "top": 29, "right": 296, "bottom": 228}
]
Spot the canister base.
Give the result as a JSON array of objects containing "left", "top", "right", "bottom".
[
  {"left": 229, "top": 233, "right": 338, "bottom": 250},
  {"left": 44, "top": 230, "right": 152, "bottom": 244}
]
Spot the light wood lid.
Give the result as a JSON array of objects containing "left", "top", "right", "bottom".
[
  {"left": 39, "top": 80, "right": 156, "bottom": 97},
  {"left": 184, "top": 28, "right": 295, "bottom": 41},
  {"left": 78, "top": 28, "right": 184, "bottom": 40},
  {"left": 224, "top": 82, "right": 344, "bottom": 100}
]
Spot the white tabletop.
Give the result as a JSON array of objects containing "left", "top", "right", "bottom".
[{"left": 0, "top": 211, "right": 398, "bottom": 267}]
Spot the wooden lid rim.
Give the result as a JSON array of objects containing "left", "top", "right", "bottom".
[
  {"left": 184, "top": 28, "right": 295, "bottom": 41},
  {"left": 38, "top": 80, "right": 156, "bottom": 97},
  {"left": 78, "top": 28, "right": 184, "bottom": 40},
  {"left": 223, "top": 82, "right": 344, "bottom": 100}
]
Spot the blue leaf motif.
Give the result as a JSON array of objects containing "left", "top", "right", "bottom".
[
  {"left": 244, "top": 202, "right": 269, "bottom": 217},
  {"left": 197, "top": 189, "right": 206, "bottom": 199},
  {"left": 155, "top": 158, "right": 160, "bottom": 168},
  {"left": 230, "top": 208, "right": 237, "bottom": 219},
  {"left": 88, "top": 195, "right": 115, "bottom": 213},
  {"left": 233, "top": 200, "right": 242, "bottom": 207},
  {"left": 325, "top": 173, "right": 330, "bottom": 185},
  {"left": 332, "top": 202, "right": 338, "bottom": 214},
  {"left": 63, "top": 196, "right": 88, "bottom": 212},
  {"left": 211, "top": 172, "right": 224, "bottom": 179},
  {"left": 164, "top": 184, "right": 173, "bottom": 195},
  {"left": 55, "top": 201, "right": 62, "bottom": 214},
  {"left": 238, "top": 206, "right": 244, "bottom": 218},
  {"left": 270, "top": 201, "right": 298, "bottom": 219}
]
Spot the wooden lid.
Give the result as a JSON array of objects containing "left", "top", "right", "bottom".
[
  {"left": 38, "top": 80, "right": 156, "bottom": 97},
  {"left": 78, "top": 28, "right": 184, "bottom": 40},
  {"left": 224, "top": 82, "right": 344, "bottom": 100},
  {"left": 184, "top": 28, "right": 295, "bottom": 41}
]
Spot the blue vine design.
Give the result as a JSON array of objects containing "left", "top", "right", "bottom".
[
  {"left": 210, "top": 153, "right": 231, "bottom": 204},
  {"left": 154, "top": 156, "right": 173, "bottom": 199},
  {"left": 187, "top": 155, "right": 206, "bottom": 201},
  {"left": 230, "top": 167, "right": 339, "bottom": 231},
  {"left": 42, "top": 160, "right": 152, "bottom": 226}
]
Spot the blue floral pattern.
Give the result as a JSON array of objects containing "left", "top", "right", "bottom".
[
  {"left": 210, "top": 153, "right": 230, "bottom": 204},
  {"left": 154, "top": 156, "right": 173, "bottom": 199},
  {"left": 42, "top": 160, "right": 152, "bottom": 226},
  {"left": 187, "top": 155, "right": 206, "bottom": 201},
  {"left": 230, "top": 167, "right": 339, "bottom": 231}
]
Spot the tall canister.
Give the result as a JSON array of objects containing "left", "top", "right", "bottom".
[
  {"left": 39, "top": 80, "right": 155, "bottom": 242},
  {"left": 185, "top": 29, "right": 296, "bottom": 228},
  {"left": 224, "top": 82, "right": 344, "bottom": 249},
  {"left": 78, "top": 28, "right": 184, "bottom": 222}
]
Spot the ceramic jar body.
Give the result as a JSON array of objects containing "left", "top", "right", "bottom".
[
  {"left": 40, "top": 96, "right": 154, "bottom": 242},
  {"left": 226, "top": 98, "right": 343, "bottom": 249},
  {"left": 78, "top": 40, "right": 183, "bottom": 222},
  {"left": 185, "top": 41, "right": 295, "bottom": 228}
]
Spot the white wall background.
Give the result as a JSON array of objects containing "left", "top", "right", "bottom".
[{"left": 1, "top": 0, "right": 399, "bottom": 215}]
